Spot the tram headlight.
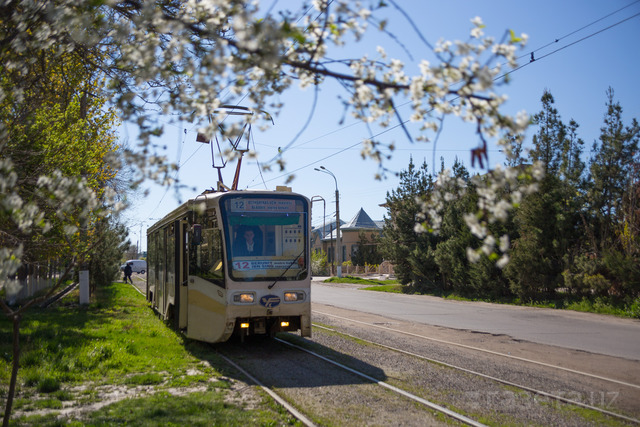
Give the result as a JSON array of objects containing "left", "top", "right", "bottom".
[
  {"left": 233, "top": 293, "right": 255, "bottom": 303},
  {"left": 284, "top": 291, "right": 305, "bottom": 302}
]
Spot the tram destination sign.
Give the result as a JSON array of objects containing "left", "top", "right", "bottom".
[
  {"left": 230, "top": 198, "right": 296, "bottom": 213},
  {"left": 233, "top": 259, "right": 300, "bottom": 271}
]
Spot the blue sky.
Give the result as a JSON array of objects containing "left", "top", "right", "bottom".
[{"left": 121, "top": 0, "right": 640, "bottom": 251}]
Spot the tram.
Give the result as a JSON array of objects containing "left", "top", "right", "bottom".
[{"left": 146, "top": 187, "right": 312, "bottom": 343}]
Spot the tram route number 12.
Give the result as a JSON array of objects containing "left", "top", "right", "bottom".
[{"left": 234, "top": 261, "right": 251, "bottom": 270}]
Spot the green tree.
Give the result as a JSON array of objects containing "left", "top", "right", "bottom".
[
  {"left": 380, "top": 158, "right": 441, "bottom": 292},
  {"left": 432, "top": 160, "right": 513, "bottom": 299},
  {"left": 506, "top": 90, "right": 583, "bottom": 301},
  {"left": 351, "top": 231, "right": 383, "bottom": 267},
  {"left": 530, "top": 90, "right": 566, "bottom": 175},
  {"left": 587, "top": 87, "right": 640, "bottom": 254},
  {"left": 433, "top": 159, "right": 474, "bottom": 293},
  {"left": 311, "top": 249, "right": 329, "bottom": 276},
  {"left": 575, "top": 87, "right": 640, "bottom": 299},
  {"left": 0, "top": 49, "right": 127, "bottom": 424}
]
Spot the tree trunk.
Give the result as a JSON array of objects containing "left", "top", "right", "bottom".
[{"left": 3, "top": 313, "right": 21, "bottom": 427}]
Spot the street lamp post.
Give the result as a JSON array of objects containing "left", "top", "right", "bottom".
[
  {"left": 314, "top": 166, "right": 342, "bottom": 278},
  {"left": 310, "top": 195, "right": 326, "bottom": 248}
]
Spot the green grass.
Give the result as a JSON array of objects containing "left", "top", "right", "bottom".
[
  {"left": 0, "top": 282, "right": 300, "bottom": 425},
  {"left": 323, "top": 275, "right": 404, "bottom": 293},
  {"left": 360, "top": 284, "right": 404, "bottom": 293},
  {"left": 322, "top": 276, "right": 637, "bottom": 318},
  {"left": 324, "top": 275, "right": 400, "bottom": 286}
]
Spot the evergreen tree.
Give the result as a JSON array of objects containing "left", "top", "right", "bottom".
[
  {"left": 351, "top": 231, "right": 383, "bottom": 267},
  {"left": 587, "top": 87, "right": 640, "bottom": 253},
  {"left": 562, "top": 119, "right": 586, "bottom": 188},
  {"left": 506, "top": 178, "right": 563, "bottom": 301},
  {"left": 506, "top": 90, "right": 582, "bottom": 301},
  {"left": 574, "top": 88, "right": 640, "bottom": 298},
  {"left": 433, "top": 159, "right": 475, "bottom": 294},
  {"left": 530, "top": 90, "right": 566, "bottom": 175},
  {"left": 379, "top": 158, "right": 440, "bottom": 292}
]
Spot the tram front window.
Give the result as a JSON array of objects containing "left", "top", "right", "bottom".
[{"left": 222, "top": 196, "right": 308, "bottom": 281}]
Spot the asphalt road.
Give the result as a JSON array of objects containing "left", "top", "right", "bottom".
[{"left": 311, "top": 280, "right": 640, "bottom": 361}]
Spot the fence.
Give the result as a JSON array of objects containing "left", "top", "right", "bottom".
[
  {"left": 2, "top": 262, "right": 60, "bottom": 305},
  {"left": 328, "top": 260, "right": 395, "bottom": 278}
]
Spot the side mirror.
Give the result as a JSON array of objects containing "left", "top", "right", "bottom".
[{"left": 192, "top": 224, "right": 202, "bottom": 245}]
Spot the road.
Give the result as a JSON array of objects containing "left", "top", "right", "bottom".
[{"left": 311, "top": 280, "right": 640, "bottom": 361}]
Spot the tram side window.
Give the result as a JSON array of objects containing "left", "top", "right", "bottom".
[
  {"left": 189, "top": 224, "right": 224, "bottom": 288},
  {"left": 147, "top": 232, "right": 157, "bottom": 289}
]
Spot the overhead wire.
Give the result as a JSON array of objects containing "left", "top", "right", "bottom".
[
  {"left": 146, "top": 125, "right": 192, "bottom": 219},
  {"left": 210, "top": 2, "right": 330, "bottom": 189},
  {"left": 255, "top": 1, "right": 640, "bottom": 185},
  {"left": 146, "top": 1, "right": 640, "bottom": 212},
  {"left": 505, "top": 8, "right": 640, "bottom": 79},
  {"left": 516, "top": 0, "right": 640, "bottom": 62}
]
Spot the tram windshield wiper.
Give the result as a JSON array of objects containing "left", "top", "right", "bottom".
[{"left": 268, "top": 249, "right": 305, "bottom": 289}]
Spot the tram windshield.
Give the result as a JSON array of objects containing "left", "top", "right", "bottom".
[{"left": 221, "top": 195, "right": 308, "bottom": 281}]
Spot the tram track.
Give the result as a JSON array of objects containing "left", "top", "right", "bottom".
[
  {"left": 132, "top": 279, "right": 480, "bottom": 425},
  {"left": 273, "top": 336, "right": 486, "bottom": 427},
  {"left": 217, "top": 333, "right": 485, "bottom": 426},
  {"left": 130, "top": 279, "right": 638, "bottom": 424},
  {"left": 314, "top": 310, "right": 640, "bottom": 391},
  {"left": 310, "top": 320, "right": 640, "bottom": 425},
  {"left": 220, "top": 325, "right": 636, "bottom": 426}
]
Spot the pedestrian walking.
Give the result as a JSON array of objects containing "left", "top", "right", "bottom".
[{"left": 124, "top": 262, "right": 133, "bottom": 284}]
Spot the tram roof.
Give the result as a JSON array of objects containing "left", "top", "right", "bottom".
[{"left": 146, "top": 188, "right": 308, "bottom": 234}]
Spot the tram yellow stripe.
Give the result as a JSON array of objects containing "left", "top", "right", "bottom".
[{"left": 188, "top": 289, "right": 226, "bottom": 315}]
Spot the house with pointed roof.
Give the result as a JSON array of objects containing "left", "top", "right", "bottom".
[{"left": 312, "top": 207, "right": 383, "bottom": 267}]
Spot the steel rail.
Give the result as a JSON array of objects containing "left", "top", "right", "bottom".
[
  {"left": 311, "top": 323, "right": 640, "bottom": 425},
  {"left": 315, "top": 310, "right": 640, "bottom": 390},
  {"left": 274, "top": 336, "right": 487, "bottom": 427}
]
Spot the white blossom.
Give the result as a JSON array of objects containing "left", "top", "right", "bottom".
[{"left": 1, "top": 0, "right": 539, "bottom": 275}]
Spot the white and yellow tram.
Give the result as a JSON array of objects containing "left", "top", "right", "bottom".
[{"left": 146, "top": 188, "right": 311, "bottom": 343}]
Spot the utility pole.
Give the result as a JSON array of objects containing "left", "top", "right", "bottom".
[{"left": 314, "top": 166, "right": 342, "bottom": 278}]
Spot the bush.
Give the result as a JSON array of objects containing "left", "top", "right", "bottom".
[
  {"left": 629, "top": 298, "right": 640, "bottom": 319},
  {"left": 311, "top": 250, "right": 328, "bottom": 276},
  {"left": 38, "top": 376, "right": 61, "bottom": 393}
]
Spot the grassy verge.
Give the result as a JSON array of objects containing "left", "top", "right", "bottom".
[
  {"left": 0, "top": 282, "right": 299, "bottom": 426},
  {"left": 320, "top": 276, "right": 638, "bottom": 318},
  {"left": 324, "top": 275, "right": 400, "bottom": 287}
]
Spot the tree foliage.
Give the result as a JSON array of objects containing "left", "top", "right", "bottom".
[
  {"left": 1, "top": 0, "right": 538, "bottom": 279},
  {"left": 0, "top": 3, "right": 559, "bottom": 422},
  {"left": 350, "top": 231, "right": 383, "bottom": 267},
  {"left": 379, "top": 158, "right": 441, "bottom": 292},
  {"left": 385, "top": 88, "right": 639, "bottom": 308},
  {"left": 1, "top": 30, "right": 127, "bottom": 427}
]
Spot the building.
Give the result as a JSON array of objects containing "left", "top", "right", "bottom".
[{"left": 312, "top": 208, "right": 383, "bottom": 266}]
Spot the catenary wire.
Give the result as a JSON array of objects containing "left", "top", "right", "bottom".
[
  {"left": 146, "top": 2, "right": 640, "bottom": 198},
  {"left": 253, "top": 4, "right": 640, "bottom": 184}
]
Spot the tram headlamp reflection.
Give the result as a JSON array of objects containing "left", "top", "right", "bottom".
[
  {"left": 233, "top": 293, "right": 255, "bottom": 303},
  {"left": 284, "top": 291, "right": 305, "bottom": 302}
]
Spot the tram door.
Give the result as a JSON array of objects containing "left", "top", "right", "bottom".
[
  {"left": 177, "top": 221, "right": 188, "bottom": 329},
  {"left": 186, "top": 219, "right": 229, "bottom": 342}
]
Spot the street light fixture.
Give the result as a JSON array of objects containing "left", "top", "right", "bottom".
[{"left": 314, "top": 166, "right": 342, "bottom": 278}]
